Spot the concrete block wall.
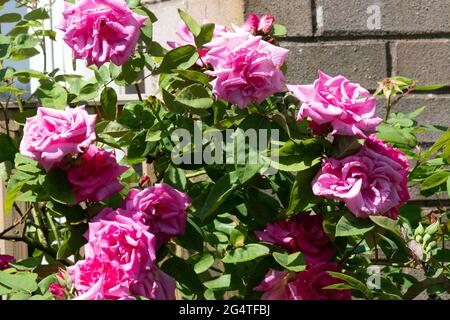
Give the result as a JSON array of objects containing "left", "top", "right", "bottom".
[{"left": 144, "top": 0, "right": 450, "bottom": 205}]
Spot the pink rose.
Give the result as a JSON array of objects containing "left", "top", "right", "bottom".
[
  {"left": 204, "top": 30, "right": 289, "bottom": 109},
  {"left": 49, "top": 283, "right": 65, "bottom": 299},
  {"left": 0, "top": 254, "right": 15, "bottom": 270},
  {"left": 312, "top": 135, "right": 410, "bottom": 219},
  {"left": 84, "top": 208, "right": 157, "bottom": 275},
  {"left": 287, "top": 70, "right": 382, "bottom": 138},
  {"left": 255, "top": 212, "right": 336, "bottom": 264},
  {"left": 67, "top": 146, "right": 128, "bottom": 203},
  {"left": 123, "top": 184, "right": 191, "bottom": 248},
  {"left": 69, "top": 257, "right": 132, "bottom": 300},
  {"left": 59, "top": 0, "right": 147, "bottom": 67},
  {"left": 130, "top": 266, "right": 176, "bottom": 300},
  {"left": 254, "top": 269, "right": 292, "bottom": 300},
  {"left": 243, "top": 14, "right": 275, "bottom": 34},
  {"left": 20, "top": 106, "right": 96, "bottom": 171},
  {"left": 167, "top": 21, "right": 228, "bottom": 65},
  {"left": 69, "top": 208, "right": 176, "bottom": 300},
  {"left": 288, "top": 262, "right": 351, "bottom": 300}
]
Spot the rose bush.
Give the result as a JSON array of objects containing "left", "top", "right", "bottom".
[{"left": 0, "top": 0, "right": 448, "bottom": 301}]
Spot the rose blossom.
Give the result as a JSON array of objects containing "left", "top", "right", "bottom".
[
  {"left": 59, "top": 0, "right": 147, "bottom": 67},
  {"left": 287, "top": 70, "right": 382, "bottom": 138},
  {"left": 204, "top": 30, "right": 289, "bottom": 109},
  {"left": 255, "top": 212, "right": 335, "bottom": 264},
  {"left": 312, "top": 135, "right": 410, "bottom": 219},
  {"left": 20, "top": 106, "right": 96, "bottom": 171},
  {"left": 69, "top": 208, "right": 176, "bottom": 300},
  {"left": 84, "top": 208, "right": 157, "bottom": 274},
  {"left": 68, "top": 257, "right": 133, "bottom": 300},
  {"left": 167, "top": 21, "right": 228, "bottom": 65},
  {"left": 0, "top": 254, "right": 15, "bottom": 270},
  {"left": 67, "top": 145, "right": 128, "bottom": 203},
  {"left": 123, "top": 184, "right": 191, "bottom": 248},
  {"left": 288, "top": 262, "right": 351, "bottom": 300},
  {"left": 254, "top": 269, "right": 291, "bottom": 300},
  {"left": 49, "top": 283, "right": 65, "bottom": 299},
  {"left": 243, "top": 13, "right": 275, "bottom": 34}
]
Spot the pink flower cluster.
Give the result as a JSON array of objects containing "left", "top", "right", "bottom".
[
  {"left": 313, "top": 135, "right": 410, "bottom": 219},
  {"left": 59, "top": 0, "right": 147, "bottom": 67},
  {"left": 288, "top": 70, "right": 382, "bottom": 138},
  {"left": 288, "top": 71, "right": 410, "bottom": 219},
  {"left": 255, "top": 212, "right": 350, "bottom": 300},
  {"left": 20, "top": 106, "right": 127, "bottom": 204},
  {"left": 254, "top": 263, "right": 351, "bottom": 300},
  {"left": 255, "top": 212, "right": 335, "bottom": 265},
  {"left": 123, "top": 184, "right": 192, "bottom": 248},
  {"left": 168, "top": 14, "right": 289, "bottom": 109},
  {"left": 68, "top": 184, "right": 191, "bottom": 300}
]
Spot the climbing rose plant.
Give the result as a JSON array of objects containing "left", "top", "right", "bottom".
[{"left": 0, "top": 0, "right": 449, "bottom": 300}]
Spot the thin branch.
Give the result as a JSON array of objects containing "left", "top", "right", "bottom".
[{"left": 403, "top": 276, "right": 450, "bottom": 300}]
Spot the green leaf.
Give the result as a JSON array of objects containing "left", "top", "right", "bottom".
[
  {"left": 178, "top": 9, "right": 201, "bottom": 36},
  {"left": 161, "top": 257, "right": 203, "bottom": 294},
  {"left": 230, "top": 228, "right": 246, "bottom": 248},
  {"left": 0, "top": 133, "right": 16, "bottom": 163},
  {"left": 10, "top": 48, "right": 40, "bottom": 61},
  {"left": 335, "top": 214, "right": 375, "bottom": 237},
  {"left": 413, "top": 84, "right": 448, "bottom": 91},
  {"left": 0, "top": 271, "right": 38, "bottom": 293},
  {"left": 197, "top": 164, "right": 261, "bottom": 221},
  {"left": 162, "top": 89, "right": 185, "bottom": 114},
  {"left": 34, "top": 81, "right": 67, "bottom": 109},
  {"left": 272, "top": 24, "right": 287, "bottom": 36},
  {"left": 270, "top": 139, "right": 322, "bottom": 172},
  {"left": 376, "top": 123, "right": 417, "bottom": 147},
  {"left": 327, "top": 271, "right": 373, "bottom": 299},
  {"left": 245, "top": 187, "right": 280, "bottom": 225},
  {"left": 24, "top": 8, "right": 49, "bottom": 20},
  {"left": 286, "top": 165, "right": 321, "bottom": 216},
  {"left": 13, "top": 34, "right": 39, "bottom": 49},
  {"left": 9, "top": 292, "right": 32, "bottom": 300},
  {"left": 126, "top": 0, "right": 140, "bottom": 8},
  {"left": 163, "top": 164, "right": 187, "bottom": 191},
  {"left": 47, "top": 202, "right": 86, "bottom": 223},
  {"left": 174, "top": 217, "right": 204, "bottom": 252},
  {"left": 100, "top": 87, "right": 118, "bottom": 120},
  {"left": 13, "top": 68, "right": 47, "bottom": 79},
  {"left": 195, "top": 23, "right": 215, "bottom": 47},
  {"left": 0, "top": 13, "right": 21, "bottom": 23},
  {"left": 42, "top": 167, "right": 76, "bottom": 205},
  {"left": 173, "top": 69, "right": 209, "bottom": 85},
  {"left": 331, "top": 136, "right": 363, "bottom": 159},
  {"left": 4, "top": 170, "right": 35, "bottom": 213},
  {"left": 159, "top": 45, "right": 199, "bottom": 73},
  {"left": 222, "top": 243, "right": 270, "bottom": 263},
  {"left": 369, "top": 216, "right": 401, "bottom": 237},
  {"left": 273, "top": 252, "right": 307, "bottom": 272},
  {"left": 8, "top": 257, "right": 42, "bottom": 271},
  {"left": 421, "top": 171, "right": 450, "bottom": 191},
  {"left": 194, "top": 253, "right": 214, "bottom": 274},
  {"left": 203, "top": 274, "right": 231, "bottom": 290},
  {"left": 57, "top": 225, "right": 88, "bottom": 260},
  {"left": 175, "top": 84, "right": 213, "bottom": 109}
]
